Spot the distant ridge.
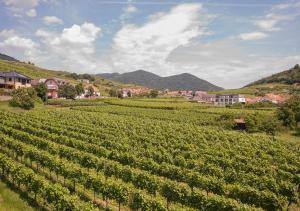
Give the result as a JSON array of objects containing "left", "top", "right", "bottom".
[
  {"left": 246, "top": 64, "right": 300, "bottom": 86},
  {"left": 98, "top": 70, "right": 223, "bottom": 91},
  {"left": 0, "top": 53, "right": 19, "bottom": 62}
]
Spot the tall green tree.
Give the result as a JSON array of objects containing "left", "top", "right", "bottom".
[
  {"left": 34, "top": 83, "right": 48, "bottom": 102},
  {"left": 278, "top": 95, "right": 300, "bottom": 128},
  {"left": 86, "top": 86, "right": 94, "bottom": 97},
  {"left": 58, "top": 84, "right": 76, "bottom": 99},
  {"left": 75, "top": 83, "right": 84, "bottom": 96}
]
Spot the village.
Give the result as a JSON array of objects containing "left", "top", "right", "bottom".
[{"left": 0, "top": 71, "right": 286, "bottom": 106}]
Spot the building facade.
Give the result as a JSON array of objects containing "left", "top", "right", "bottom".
[
  {"left": 215, "top": 94, "right": 245, "bottom": 105},
  {"left": 0, "top": 71, "right": 31, "bottom": 89},
  {"left": 193, "top": 92, "right": 245, "bottom": 105}
]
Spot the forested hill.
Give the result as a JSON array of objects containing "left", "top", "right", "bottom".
[
  {"left": 247, "top": 64, "right": 300, "bottom": 86},
  {"left": 98, "top": 70, "right": 223, "bottom": 91}
]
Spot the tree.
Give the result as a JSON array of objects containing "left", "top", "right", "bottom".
[
  {"left": 35, "top": 83, "right": 48, "bottom": 102},
  {"left": 9, "top": 87, "right": 37, "bottom": 110},
  {"left": 278, "top": 95, "right": 300, "bottom": 128},
  {"left": 109, "top": 89, "right": 118, "bottom": 97},
  {"left": 58, "top": 84, "right": 76, "bottom": 99},
  {"left": 127, "top": 90, "right": 132, "bottom": 97},
  {"left": 86, "top": 86, "right": 94, "bottom": 97},
  {"left": 149, "top": 89, "right": 159, "bottom": 98},
  {"left": 75, "top": 83, "right": 84, "bottom": 96}
]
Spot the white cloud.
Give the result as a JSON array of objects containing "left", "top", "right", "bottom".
[
  {"left": 120, "top": 5, "right": 138, "bottom": 23},
  {"left": 111, "top": 3, "right": 213, "bottom": 75},
  {"left": 2, "top": 0, "right": 39, "bottom": 17},
  {"left": 26, "top": 8, "right": 37, "bottom": 17},
  {"left": 2, "top": 0, "right": 39, "bottom": 9},
  {"left": 167, "top": 41, "right": 300, "bottom": 88},
  {"left": 238, "top": 32, "right": 268, "bottom": 40},
  {"left": 35, "top": 22, "right": 101, "bottom": 72},
  {"left": 125, "top": 5, "right": 137, "bottom": 13},
  {"left": 0, "top": 29, "right": 17, "bottom": 38},
  {"left": 271, "top": 1, "right": 300, "bottom": 10},
  {"left": 253, "top": 1, "right": 300, "bottom": 31},
  {"left": 43, "top": 16, "right": 63, "bottom": 25},
  {"left": 0, "top": 31, "right": 39, "bottom": 60}
]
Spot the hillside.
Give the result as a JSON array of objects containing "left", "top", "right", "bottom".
[
  {"left": 247, "top": 64, "right": 300, "bottom": 86},
  {"left": 98, "top": 70, "right": 223, "bottom": 91},
  {"left": 0, "top": 53, "right": 19, "bottom": 62},
  {"left": 0, "top": 58, "right": 135, "bottom": 95}
]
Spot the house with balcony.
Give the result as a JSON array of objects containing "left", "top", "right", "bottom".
[
  {"left": 0, "top": 71, "right": 32, "bottom": 89},
  {"left": 31, "top": 77, "right": 67, "bottom": 99}
]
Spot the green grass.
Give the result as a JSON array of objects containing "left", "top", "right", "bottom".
[
  {"left": 0, "top": 181, "right": 34, "bottom": 211},
  {"left": 209, "top": 83, "right": 296, "bottom": 97}
]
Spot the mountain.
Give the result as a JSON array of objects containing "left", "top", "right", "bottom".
[
  {"left": 0, "top": 53, "right": 19, "bottom": 62},
  {"left": 247, "top": 64, "right": 300, "bottom": 86},
  {"left": 98, "top": 70, "right": 223, "bottom": 91}
]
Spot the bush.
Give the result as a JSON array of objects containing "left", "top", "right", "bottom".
[
  {"left": 245, "top": 113, "right": 281, "bottom": 135},
  {"left": 149, "top": 90, "right": 159, "bottom": 98},
  {"left": 9, "top": 87, "right": 37, "bottom": 110}
]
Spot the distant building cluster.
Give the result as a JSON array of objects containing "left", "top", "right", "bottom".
[
  {"left": 120, "top": 87, "right": 151, "bottom": 97},
  {"left": 245, "top": 93, "right": 285, "bottom": 104},
  {"left": 0, "top": 71, "right": 100, "bottom": 99}
]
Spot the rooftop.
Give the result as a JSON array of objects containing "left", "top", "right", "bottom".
[{"left": 0, "top": 71, "right": 31, "bottom": 80}]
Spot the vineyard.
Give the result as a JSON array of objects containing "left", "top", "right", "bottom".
[{"left": 0, "top": 99, "right": 299, "bottom": 210}]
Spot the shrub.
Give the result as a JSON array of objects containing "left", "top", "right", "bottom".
[{"left": 9, "top": 87, "right": 37, "bottom": 110}]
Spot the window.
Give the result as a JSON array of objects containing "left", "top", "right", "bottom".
[
  {"left": 9, "top": 78, "right": 12, "bottom": 82},
  {"left": 18, "top": 78, "right": 21, "bottom": 82}
]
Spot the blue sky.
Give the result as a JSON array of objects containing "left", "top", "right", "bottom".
[{"left": 0, "top": 0, "right": 299, "bottom": 88}]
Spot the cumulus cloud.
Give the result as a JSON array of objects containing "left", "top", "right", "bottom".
[
  {"left": 111, "top": 3, "right": 213, "bottom": 75},
  {"left": 0, "top": 33, "right": 40, "bottom": 60},
  {"left": 238, "top": 32, "right": 268, "bottom": 40},
  {"left": 35, "top": 22, "right": 101, "bottom": 72},
  {"left": 43, "top": 16, "right": 63, "bottom": 25}
]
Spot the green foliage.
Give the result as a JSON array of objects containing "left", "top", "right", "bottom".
[
  {"left": 9, "top": 87, "right": 36, "bottom": 110},
  {"left": 69, "top": 73, "right": 95, "bottom": 82},
  {"left": 34, "top": 83, "right": 48, "bottom": 102},
  {"left": 149, "top": 89, "right": 159, "bottom": 98},
  {"left": 75, "top": 83, "right": 84, "bottom": 96},
  {"left": 277, "top": 95, "right": 300, "bottom": 129},
  {"left": 108, "top": 89, "right": 119, "bottom": 97},
  {"left": 0, "top": 99, "right": 299, "bottom": 210},
  {"left": 58, "top": 84, "right": 76, "bottom": 99},
  {"left": 245, "top": 113, "right": 281, "bottom": 135},
  {"left": 86, "top": 86, "right": 94, "bottom": 97}
]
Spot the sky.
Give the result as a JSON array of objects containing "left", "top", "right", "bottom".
[{"left": 0, "top": 0, "right": 299, "bottom": 88}]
